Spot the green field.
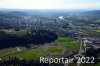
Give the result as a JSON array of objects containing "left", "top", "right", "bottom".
[
  {"left": 0, "top": 37, "right": 80, "bottom": 60},
  {"left": 5, "top": 29, "right": 27, "bottom": 36},
  {"left": 47, "top": 46, "right": 63, "bottom": 54},
  {"left": 81, "top": 26, "right": 100, "bottom": 36},
  {"left": 10, "top": 49, "right": 42, "bottom": 60},
  {"left": 56, "top": 37, "right": 80, "bottom": 52},
  {"left": 0, "top": 47, "right": 17, "bottom": 57},
  {"left": 0, "top": 47, "right": 26, "bottom": 57},
  {"left": 9, "top": 46, "right": 64, "bottom": 60}
]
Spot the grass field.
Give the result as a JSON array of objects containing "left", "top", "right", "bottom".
[
  {"left": 9, "top": 46, "right": 64, "bottom": 60},
  {"left": 56, "top": 37, "right": 80, "bottom": 52},
  {"left": 0, "top": 47, "right": 17, "bottom": 57},
  {"left": 8, "top": 37, "right": 80, "bottom": 60},
  {"left": 10, "top": 49, "right": 41, "bottom": 60},
  {"left": 0, "top": 47, "right": 26, "bottom": 57},
  {"left": 9, "top": 46, "right": 54, "bottom": 60},
  {"left": 0, "top": 37, "right": 80, "bottom": 60},
  {"left": 47, "top": 46, "right": 63, "bottom": 54},
  {"left": 81, "top": 26, "right": 100, "bottom": 35},
  {"left": 5, "top": 29, "right": 27, "bottom": 36}
]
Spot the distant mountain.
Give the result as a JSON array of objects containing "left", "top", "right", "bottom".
[
  {"left": 82, "top": 10, "right": 100, "bottom": 16},
  {"left": 0, "top": 11, "right": 27, "bottom": 19},
  {"left": 0, "top": 11, "right": 27, "bottom": 28},
  {"left": 7, "top": 11, "right": 27, "bottom": 16}
]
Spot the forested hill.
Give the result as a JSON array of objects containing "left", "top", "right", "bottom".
[
  {"left": 0, "top": 29, "right": 58, "bottom": 49},
  {"left": 6, "top": 11, "right": 27, "bottom": 16},
  {"left": 82, "top": 10, "right": 100, "bottom": 17}
]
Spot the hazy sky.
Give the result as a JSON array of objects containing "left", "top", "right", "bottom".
[{"left": 0, "top": 0, "right": 100, "bottom": 9}]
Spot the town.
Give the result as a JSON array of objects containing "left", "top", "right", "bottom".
[{"left": 0, "top": 9, "right": 100, "bottom": 66}]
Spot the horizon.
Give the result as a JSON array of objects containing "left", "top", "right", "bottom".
[{"left": 0, "top": 0, "right": 100, "bottom": 10}]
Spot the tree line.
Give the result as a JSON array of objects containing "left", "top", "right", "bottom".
[{"left": 0, "top": 29, "right": 58, "bottom": 49}]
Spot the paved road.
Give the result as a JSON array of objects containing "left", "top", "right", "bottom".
[
  {"left": 64, "top": 23, "right": 85, "bottom": 66},
  {"left": 77, "top": 37, "right": 85, "bottom": 66}
]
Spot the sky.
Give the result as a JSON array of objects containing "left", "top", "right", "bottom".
[{"left": 0, "top": 0, "right": 100, "bottom": 9}]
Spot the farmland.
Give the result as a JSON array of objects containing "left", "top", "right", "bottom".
[
  {"left": 6, "top": 37, "right": 80, "bottom": 60},
  {"left": 0, "top": 29, "right": 80, "bottom": 60},
  {"left": 47, "top": 46, "right": 64, "bottom": 54},
  {"left": 56, "top": 37, "right": 80, "bottom": 52}
]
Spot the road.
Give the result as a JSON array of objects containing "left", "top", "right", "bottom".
[
  {"left": 69, "top": 23, "right": 85, "bottom": 66},
  {"left": 77, "top": 36, "right": 85, "bottom": 66}
]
